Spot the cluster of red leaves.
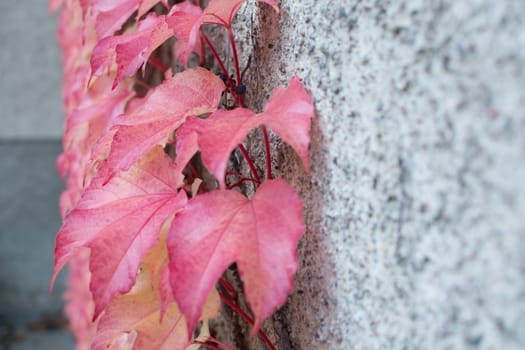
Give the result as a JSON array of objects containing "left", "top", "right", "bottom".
[{"left": 50, "top": 0, "right": 313, "bottom": 349}]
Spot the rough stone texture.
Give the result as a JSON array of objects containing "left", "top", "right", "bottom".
[
  {"left": 226, "top": 0, "right": 525, "bottom": 349},
  {"left": 0, "top": 0, "right": 63, "bottom": 139}
]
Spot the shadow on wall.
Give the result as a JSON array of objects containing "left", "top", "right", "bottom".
[{"left": 272, "top": 113, "right": 337, "bottom": 348}]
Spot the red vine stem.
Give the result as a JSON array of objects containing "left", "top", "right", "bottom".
[
  {"left": 226, "top": 171, "right": 258, "bottom": 183},
  {"left": 201, "top": 31, "right": 261, "bottom": 186},
  {"left": 187, "top": 162, "right": 207, "bottom": 193},
  {"left": 219, "top": 277, "right": 237, "bottom": 298},
  {"left": 226, "top": 28, "right": 273, "bottom": 180},
  {"left": 192, "top": 341, "right": 223, "bottom": 350},
  {"left": 227, "top": 177, "right": 259, "bottom": 190},
  {"left": 226, "top": 170, "right": 243, "bottom": 177},
  {"left": 187, "top": 162, "right": 200, "bottom": 179},
  {"left": 261, "top": 126, "right": 272, "bottom": 180},
  {"left": 147, "top": 56, "right": 169, "bottom": 72},
  {"left": 219, "top": 293, "right": 277, "bottom": 350},
  {"left": 201, "top": 31, "right": 228, "bottom": 77},
  {"left": 199, "top": 38, "right": 206, "bottom": 66},
  {"left": 237, "top": 144, "right": 261, "bottom": 184},
  {"left": 208, "top": 337, "right": 236, "bottom": 350},
  {"left": 227, "top": 27, "right": 243, "bottom": 106},
  {"left": 134, "top": 79, "right": 152, "bottom": 90}
]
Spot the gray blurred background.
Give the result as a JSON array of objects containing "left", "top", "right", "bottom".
[{"left": 0, "top": 1, "right": 74, "bottom": 348}]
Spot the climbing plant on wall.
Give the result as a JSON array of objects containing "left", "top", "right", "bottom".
[{"left": 50, "top": 0, "right": 313, "bottom": 349}]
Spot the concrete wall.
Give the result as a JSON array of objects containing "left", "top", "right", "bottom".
[{"left": 229, "top": 0, "right": 525, "bottom": 349}]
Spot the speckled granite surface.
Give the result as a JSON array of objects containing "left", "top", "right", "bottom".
[{"left": 224, "top": 0, "right": 525, "bottom": 348}]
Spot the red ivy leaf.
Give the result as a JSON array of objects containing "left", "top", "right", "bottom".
[
  {"left": 87, "top": 92, "right": 152, "bottom": 173},
  {"left": 203, "top": 0, "right": 278, "bottom": 27},
  {"left": 63, "top": 78, "right": 133, "bottom": 154},
  {"left": 91, "top": 261, "right": 221, "bottom": 350},
  {"left": 92, "top": 273, "right": 187, "bottom": 350},
  {"left": 93, "top": 0, "right": 137, "bottom": 39},
  {"left": 158, "top": 265, "right": 173, "bottom": 318},
  {"left": 48, "top": 0, "right": 64, "bottom": 12},
  {"left": 63, "top": 249, "right": 98, "bottom": 349},
  {"left": 138, "top": 0, "right": 168, "bottom": 17},
  {"left": 58, "top": 77, "right": 134, "bottom": 216},
  {"left": 92, "top": 0, "right": 167, "bottom": 39},
  {"left": 172, "top": 116, "right": 205, "bottom": 176},
  {"left": 195, "top": 77, "right": 313, "bottom": 188},
  {"left": 92, "top": 234, "right": 219, "bottom": 350},
  {"left": 165, "top": 2, "right": 203, "bottom": 66},
  {"left": 167, "top": 179, "right": 304, "bottom": 336},
  {"left": 191, "top": 107, "right": 256, "bottom": 188},
  {"left": 91, "top": 13, "right": 172, "bottom": 89},
  {"left": 53, "top": 147, "right": 187, "bottom": 319},
  {"left": 167, "top": 0, "right": 277, "bottom": 65},
  {"left": 103, "top": 67, "right": 225, "bottom": 181},
  {"left": 260, "top": 77, "right": 314, "bottom": 171}
]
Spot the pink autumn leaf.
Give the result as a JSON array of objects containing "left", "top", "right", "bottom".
[
  {"left": 196, "top": 77, "right": 313, "bottom": 188},
  {"left": 259, "top": 76, "right": 314, "bottom": 170},
  {"left": 167, "top": 0, "right": 277, "bottom": 65},
  {"left": 53, "top": 147, "right": 187, "bottom": 319},
  {"left": 92, "top": 0, "right": 168, "bottom": 39},
  {"left": 64, "top": 249, "right": 98, "bottom": 349},
  {"left": 91, "top": 272, "right": 215, "bottom": 350},
  {"left": 167, "top": 179, "right": 304, "bottom": 337},
  {"left": 102, "top": 67, "right": 224, "bottom": 181},
  {"left": 63, "top": 84, "right": 133, "bottom": 152},
  {"left": 138, "top": 0, "right": 169, "bottom": 17},
  {"left": 92, "top": 0, "right": 167, "bottom": 15},
  {"left": 158, "top": 266, "right": 173, "bottom": 319},
  {"left": 92, "top": 274, "right": 188, "bottom": 350},
  {"left": 57, "top": 77, "right": 135, "bottom": 216},
  {"left": 91, "top": 251, "right": 220, "bottom": 350},
  {"left": 203, "top": 0, "right": 278, "bottom": 27},
  {"left": 94, "top": 0, "right": 138, "bottom": 39},
  {"left": 91, "top": 0, "right": 132, "bottom": 12},
  {"left": 196, "top": 107, "right": 257, "bottom": 188},
  {"left": 165, "top": 2, "right": 203, "bottom": 66},
  {"left": 137, "top": 216, "right": 173, "bottom": 320},
  {"left": 90, "top": 13, "right": 173, "bottom": 89},
  {"left": 172, "top": 116, "right": 206, "bottom": 176},
  {"left": 48, "top": 0, "right": 64, "bottom": 12},
  {"left": 87, "top": 90, "right": 152, "bottom": 171},
  {"left": 72, "top": 0, "right": 93, "bottom": 19}
]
